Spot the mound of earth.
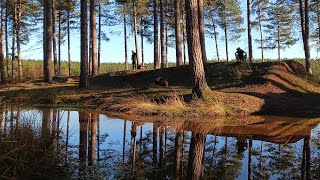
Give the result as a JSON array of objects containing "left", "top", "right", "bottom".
[{"left": 90, "top": 60, "right": 320, "bottom": 117}]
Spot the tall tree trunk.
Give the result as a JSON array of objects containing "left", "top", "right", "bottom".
[
  {"left": 44, "top": 0, "right": 53, "bottom": 83},
  {"left": 277, "top": 20, "right": 280, "bottom": 61},
  {"left": 198, "top": 0, "right": 207, "bottom": 63},
  {"left": 160, "top": 0, "right": 165, "bottom": 68},
  {"left": 175, "top": 0, "right": 182, "bottom": 66},
  {"left": 317, "top": 0, "right": 320, "bottom": 48},
  {"left": 304, "top": 0, "right": 312, "bottom": 74},
  {"left": 52, "top": 0, "right": 58, "bottom": 76},
  {"left": 124, "top": 6, "right": 128, "bottom": 70},
  {"left": 5, "top": 0, "right": 8, "bottom": 78},
  {"left": 90, "top": 0, "right": 98, "bottom": 76},
  {"left": 58, "top": 5, "right": 61, "bottom": 75},
  {"left": 224, "top": 24, "right": 229, "bottom": 62},
  {"left": 12, "top": 1, "right": 16, "bottom": 80},
  {"left": 185, "top": 0, "right": 210, "bottom": 98},
  {"left": 257, "top": 2, "right": 264, "bottom": 63},
  {"left": 133, "top": 1, "right": 140, "bottom": 65},
  {"left": 187, "top": 132, "right": 206, "bottom": 180},
  {"left": 154, "top": 0, "right": 159, "bottom": 69},
  {"left": 131, "top": 122, "right": 137, "bottom": 163},
  {"left": 67, "top": 5, "right": 71, "bottom": 76},
  {"left": 16, "top": 0, "right": 22, "bottom": 81},
  {"left": 0, "top": 1, "right": 5, "bottom": 82},
  {"left": 211, "top": 15, "right": 220, "bottom": 62},
  {"left": 79, "top": 0, "right": 89, "bottom": 88},
  {"left": 98, "top": 1, "right": 101, "bottom": 73},
  {"left": 247, "top": 0, "right": 253, "bottom": 63},
  {"left": 165, "top": 12, "right": 168, "bottom": 68},
  {"left": 141, "top": 18, "right": 144, "bottom": 66}
]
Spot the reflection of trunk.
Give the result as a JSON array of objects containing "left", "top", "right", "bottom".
[
  {"left": 159, "top": 127, "right": 165, "bottom": 167},
  {"left": 248, "top": 139, "right": 252, "bottom": 180},
  {"left": 42, "top": 109, "right": 51, "bottom": 137},
  {"left": 88, "top": 113, "right": 98, "bottom": 167},
  {"left": 66, "top": 111, "right": 70, "bottom": 161},
  {"left": 16, "top": 108, "right": 20, "bottom": 129},
  {"left": 123, "top": 120, "right": 127, "bottom": 162},
  {"left": 10, "top": 106, "right": 14, "bottom": 134},
  {"left": 187, "top": 132, "right": 206, "bottom": 180},
  {"left": 97, "top": 117, "right": 100, "bottom": 163},
  {"left": 301, "top": 136, "right": 311, "bottom": 180},
  {"left": 153, "top": 124, "right": 158, "bottom": 164},
  {"left": 131, "top": 122, "right": 137, "bottom": 164},
  {"left": 140, "top": 125, "right": 143, "bottom": 150},
  {"left": 174, "top": 129, "right": 182, "bottom": 179},
  {"left": 79, "top": 112, "right": 89, "bottom": 166},
  {"left": 4, "top": 105, "right": 8, "bottom": 136},
  {"left": 52, "top": 109, "right": 57, "bottom": 135}
]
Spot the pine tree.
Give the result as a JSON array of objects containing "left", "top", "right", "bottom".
[
  {"left": 264, "top": 1, "right": 298, "bottom": 61},
  {"left": 216, "top": 0, "right": 244, "bottom": 62},
  {"left": 79, "top": 0, "right": 88, "bottom": 88},
  {"left": 44, "top": 0, "right": 53, "bottom": 83}
]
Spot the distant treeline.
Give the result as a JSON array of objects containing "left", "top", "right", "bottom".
[{"left": 7, "top": 58, "right": 319, "bottom": 80}]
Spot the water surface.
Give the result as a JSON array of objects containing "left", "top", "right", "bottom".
[{"left": 0, "top": 107, "right": 319, "bottom": 179}]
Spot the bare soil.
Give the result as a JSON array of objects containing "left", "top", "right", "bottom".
[{"left": 1, "top": 60, "right": 319, "bottom": 118}]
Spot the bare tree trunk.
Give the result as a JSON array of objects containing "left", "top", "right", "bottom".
[
  {"left": 44, "top": 0, "right": 53, "bottom": 83},
  {"left": 187, "top": 132, "right": 206, "bottom": 180},
  {"left": 154, "top": 0, "right": 159, "bottom": 69},
  {"left": 52, "top": 0, "right": 58, "bottom": 76},
  {"left": 247, "top": 0, "right": 253, "bottom": 63},
  {"left": 98, "top": 1, "right": 101, "bottom": 73},
  {"left": 0, "top": 1, "right": 5, "bottom": 82},
  {"left": 16, "top": 0, "right": 22, "bottom": 81},
  {"left": 160, "top": 0, "right": 165, "bottom": 68},
  {"left": 198, "top": 0, "right": 207, "bottom": 63},
  {"left": 12, "top": 1, "right": 16, "bottom": 80},
  {"left": 79, "top": 0, "right": 88, "bottom": 88},
  {"left": 182, "top": 11, "right": 187, "bottom": 65},
  {"left": 317, "top": 0, "right": 320, "bottom": 49},
  {"left": 141, "top": 18, "right": 145, "bottom": 66},
  {"left": 67, "top": 1, "right": 71, "bottom": 76},
  {"left": 175, "top": 0, "right": 182, "bottom": 66},
  {"left": 304, "top": 0, "right": 312, "bottom": 74},
  {"left": 165, "top": 12, "right": 168, "bottom": 68},
  {"left": 124, "top": 6, "right": 128, "bottom": 70},
  {"left": 211, "top": 15, "right": 220, "bottom": 62},
  {"left": 58, "top": 4, "right": 61, "bottom": 75},
  {"left": 5, "top": 0, "right": 8, "bottom": 78},
  {"left": 257, "top": 1, "right": 264, "bottom": 63},
  {"left": 277, "top": 21, "right": 280, "bottom": 61},
  {"left": 185, "top": 0, "right": 210, "bottom": 98},
  {"left": 90, "top": 0, "right": 98, "bottom": 76},
  {"left": 224, "top": 24, "right": 229, "bottom": 62},
  {"left": 133, "top": 1, "right": 140, "bottom": 65}
]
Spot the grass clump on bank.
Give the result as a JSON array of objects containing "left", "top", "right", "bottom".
[{"left": 108, "top": 91, "right": 249, "bottom": 117}]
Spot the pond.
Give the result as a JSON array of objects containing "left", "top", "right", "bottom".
[{"left": 0, "top": 106, "right": 319, "bottom": 179}]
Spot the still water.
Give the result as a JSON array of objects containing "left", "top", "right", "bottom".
[{"left": 0, "top": 107, "right": 319, "bottom": 179}]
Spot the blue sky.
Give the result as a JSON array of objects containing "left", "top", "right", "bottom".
[{"left": 20, "top": 1, "right": 318, "bottom": 64}]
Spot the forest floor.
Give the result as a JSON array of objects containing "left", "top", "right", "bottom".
[{"left": 1, "top": 60, "right": 320, "bottom": 118}]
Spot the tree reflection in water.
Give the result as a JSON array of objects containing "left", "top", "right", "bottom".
[{"left": 0, "top": 108, "right": 319, "bottom": 179}]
